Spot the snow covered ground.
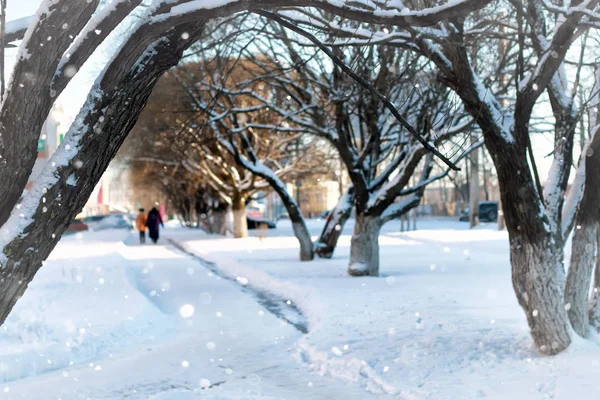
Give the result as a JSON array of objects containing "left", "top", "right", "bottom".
[{"left": 0, "top": 218, "right": 599, "bottom": 399}]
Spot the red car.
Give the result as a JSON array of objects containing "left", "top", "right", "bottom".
[{"left": 65, "top": 219, "right": 89, "bottom": 234}]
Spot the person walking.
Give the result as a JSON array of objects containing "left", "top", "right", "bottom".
[
  {"left": 135, "top": 208, "right": 147, "bottom": 244},
  {"left": 146, "top": 207, "right": 164, "bottom": 244}
]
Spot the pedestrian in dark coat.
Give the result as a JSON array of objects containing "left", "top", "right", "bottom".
[{"left": 146, "top": 207, "right": 164, "bottom": 243}]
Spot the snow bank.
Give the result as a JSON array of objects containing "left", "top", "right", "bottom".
[{"left": 170, "top": 236, "right": 325, "bottom": 332}]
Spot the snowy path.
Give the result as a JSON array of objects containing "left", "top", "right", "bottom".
[
  {"left": 0, "top": 230, "right": 381, "bottom": 399},
  {"left": 167, "top": 220, "right": 600, "bottom": 400}
]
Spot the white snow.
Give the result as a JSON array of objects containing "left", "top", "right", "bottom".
[{"left": 2, "top": 219, "right": 600, "bottom": 399}]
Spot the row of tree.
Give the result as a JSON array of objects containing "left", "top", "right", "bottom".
[
  {"left": 0, "top": 0, "right": 599, "bottom": 356},
  {"left": 120, "top": 15, "right": 477, "bottom": 272}
]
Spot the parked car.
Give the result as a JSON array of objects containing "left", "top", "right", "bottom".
[
  {"left": 83, "top": 213, "right": 132, "bottom": 231},
  {"left": 65, "top": 219, "right": 89, "bottom": 234},
  {"left": 459, "top": 201, "right": 499, "bottom": 222},
  {"left": 247, "top": 216, "right": 276, "bottom": 229}
]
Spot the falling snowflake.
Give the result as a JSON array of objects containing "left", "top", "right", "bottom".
[{"left": 179, "top": 304, "right": 195, "bottom": 318}]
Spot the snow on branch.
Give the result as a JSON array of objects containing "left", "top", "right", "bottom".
[
  {"left": 257, "top": 10, "right": 460, "bottom": 171},
  {"left": 52, "top": 0, "right": 143, "bottom": 94},
  {"left": 400, "top": 140, "right": 484, "bottom": 196},
  {"left": 518, "top": 0, "right": 598, "bottom": 111},
  {"left": 380, "top": 193, "right": 420, "bottom": 224},
  {"left": 154, "top": 0, "right": 492, "bottom": 28}
]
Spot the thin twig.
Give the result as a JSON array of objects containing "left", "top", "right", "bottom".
[{"left": 255, "top": 10, "right": 460, "bottom": 171}]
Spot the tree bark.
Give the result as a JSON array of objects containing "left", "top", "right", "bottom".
[
  {"left": 348, "top": 214, "right": 381, "bottom": 276},
  {"left": 0, "top": 0, "right": 101, "bottom": 227},
  {"left": 469, "top": 134, "right": 480, "bottom": 228},
  {"left": 435, "top": 40, "right": 571, "bottom": 354},
  {"left": 211, "top": 210, "right": 228, "bottom": 235},
  {"left": 568, "top": 134, "right": 600, "bottom": 336},
  {"left": 275, "top": 189, "right": 313, "bottom": 260},
  {"left": 229, "top": 157, "right": 314, "bottom": 260},
  {"left": 315, "top": 187, "right": 354, "bottom": 258},
  {"left": 232, "top": 194, "right": 248, "bottom": 238},
  {"left": 565, "top": 223, "right": 597, "bottom": 337},
  {"left": 0, "top": 20, "right": 206, "bottom": 327}
]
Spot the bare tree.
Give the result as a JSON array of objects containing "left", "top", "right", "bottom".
[
  {"left": 567, "top": 66, "right": 600, "bottom": 336},
  {"left": 170, "top": 53, "right": 334, "bottom": 257},
  {"left": 282, "top": 0, "right": 600, "bottom": 352},
  {"left": 0, "top": 0, "right": 498, "bottom": 330},
  {"left": 230, "top": 16, "right": 478, "bottom": 274}
]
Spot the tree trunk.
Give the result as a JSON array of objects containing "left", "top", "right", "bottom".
[
  {"left": 438, "top": 42, "right": 571, "bottom": 353},
  {"left": 0, "top": 21, "right": 205, "bottom": 327},
  {"left": 263, "top": 177, "right": 313, "bottom": 260},
  {"left": 211, "top": 210, "right": 228, "bottom": 235},
  {"left": 315, "top": 187, "right": 354, "bottom": 258},
  {"left": 510, "top": 241, "right": 570, "bottom": 354},
  {"left": 232, "top": 195, "right": 248, "bottom": 238},
  {"left": 469, "top": 134, "right": 480, "bottom": 228},
  {"left": 568, "top": 134, "right": 600, "bottom": 336},
  {"left": 497, "top": 200, "right": 505, "bottom": 230},
  {"left": 494, "top": 154, "right": 571, "bottom": 354},
  {"left": 236, "top": 161, "right": 314, "bottom": 260},
  {"left": 565, "top": 223, "right": 597, "bottom": 337},
  {"left": 348, "top": 213, "right": 381, "bottom": 277}
]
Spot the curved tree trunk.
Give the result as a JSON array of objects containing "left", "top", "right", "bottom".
[
  {"left": 237, "top": 163, "right": 313, "bottom": 260},
  {"left": 348, "top": 213, "right": 381, "bottom": 276},
  {"left": 0, "top": 21, "right": 205, "bottom": 327},
  {"left": 315, "top": 187, "right": 354, "bottom": 258},
  {"left": 268, "top": 184, "right": 313, "bottom": 260},
  {"left": 232, "top": 194, "right": 248, "bottom": 238},
  {"left": 279, "top": 192, "right": 313, "bottom": 261}
]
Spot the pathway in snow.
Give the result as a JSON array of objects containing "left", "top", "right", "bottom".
[
  {"left": 168, "top": 238, "right": 309, "bottom": 334},
  {"left": 2, "top": 231, "right": 381, "bottom": 400}
]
